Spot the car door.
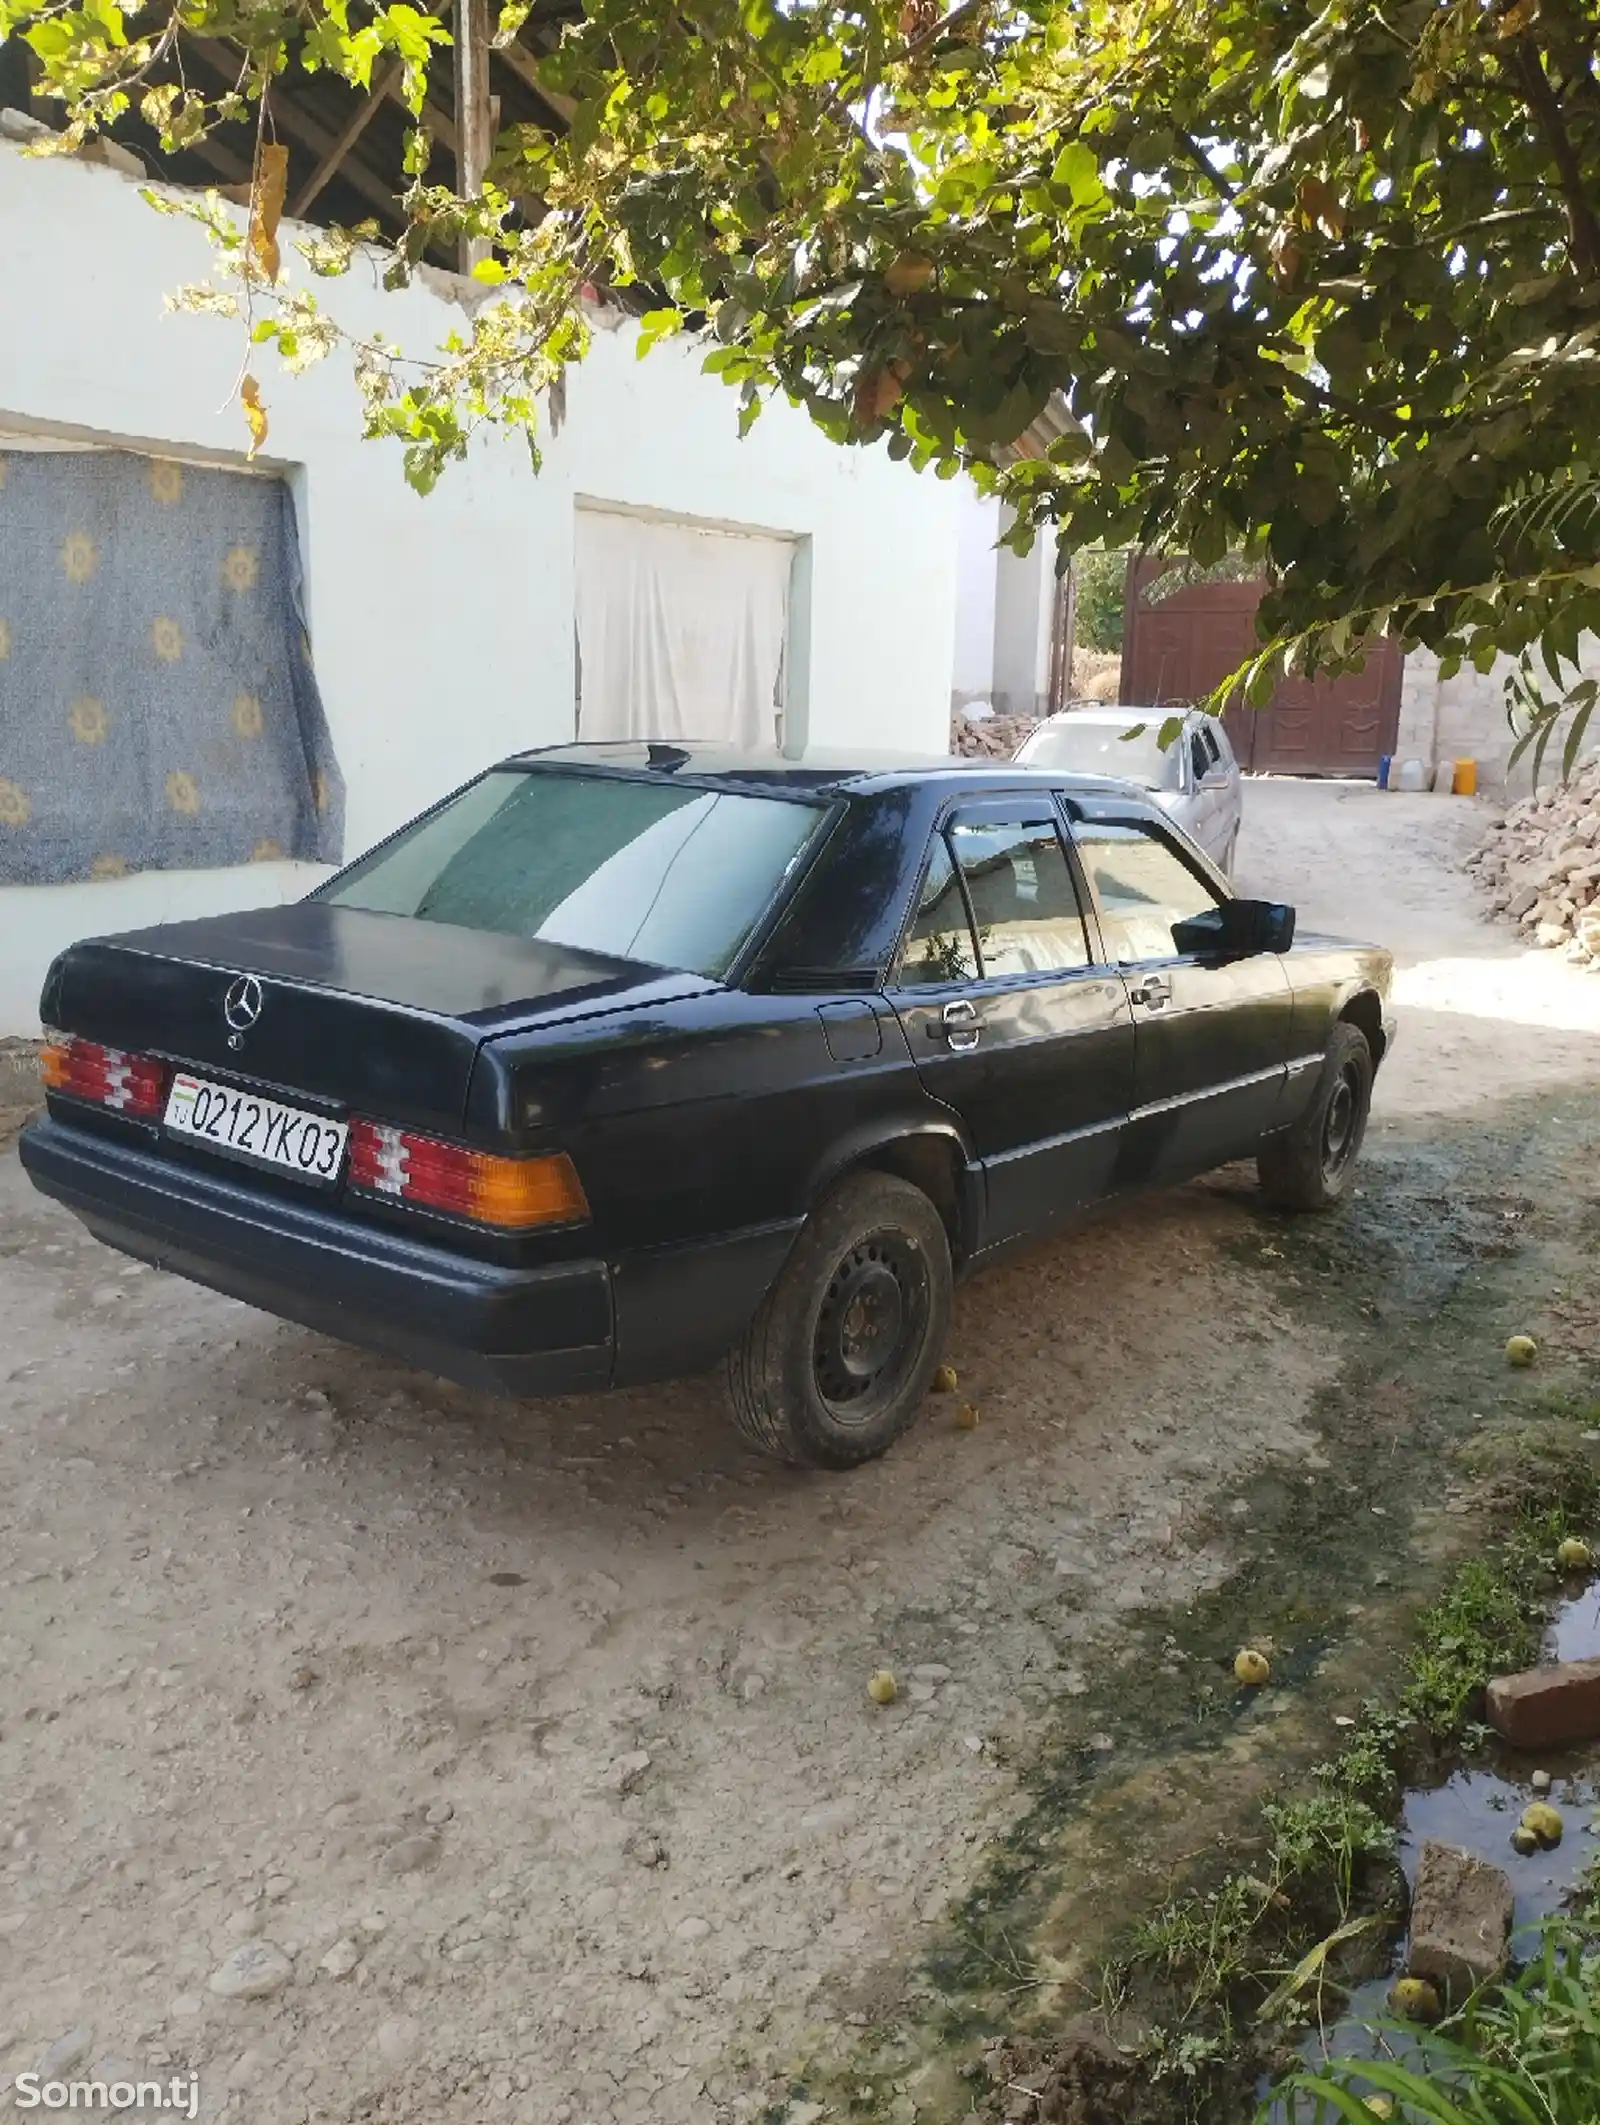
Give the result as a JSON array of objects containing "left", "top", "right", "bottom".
[
  {"left": 1198, "top": 718, "right": 1242, "bottom": 868},
  {"left": 1181, "top": 717, "right": 1224, "bottom": 861},
  {"left": 1177, "top": 716, "right": 1235, "bottom": 866},
  {"left": 1068, "top": 804, "right": 1294, "bottom": 1186},
  {"left": 889, "top": 800, "right": 1134, "bottom": 1254}
]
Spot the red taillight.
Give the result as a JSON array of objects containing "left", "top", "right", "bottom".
[
  {"left": 41, "top": 1034, "right": 168, "bottom": 1120},
  {"left": 347, "top": 1119, "right": 588, "bottom": 1232}
]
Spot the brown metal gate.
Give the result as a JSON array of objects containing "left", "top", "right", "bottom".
[{"left": 1118, "top": 560, "right": 1402, "bottom": 777}]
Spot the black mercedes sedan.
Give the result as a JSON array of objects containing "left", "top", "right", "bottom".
[{"left": 20, "top": 745, "right": 1394, "bottom": 1468}]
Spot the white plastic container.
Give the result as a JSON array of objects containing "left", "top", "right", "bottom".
[{"left": 1395, "top": 759, "right": 1429, "bottom": 792}]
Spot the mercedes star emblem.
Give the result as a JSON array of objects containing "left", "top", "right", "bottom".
[{"left": 223, "top": 974, "right": 265, "bottom": 1036}]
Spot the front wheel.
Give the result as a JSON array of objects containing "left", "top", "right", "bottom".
[
  {"left": 1258, "top": 1022, "right": 1374, "bottom": 1212},
  {"left": 725, "top": 1172, "right": 952, "bottom": 1468}
]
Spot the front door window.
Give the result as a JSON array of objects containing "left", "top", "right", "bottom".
[
  {"left": 947, "top": 819, "right": 1092, "bottom": 978},
  {"left": 1073, "top": 822, "right": 1222, "bottom": 964}
]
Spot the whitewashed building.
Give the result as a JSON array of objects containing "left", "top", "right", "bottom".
[{"left": 0, "top": 133, "right": 962, "bottom": 1033}]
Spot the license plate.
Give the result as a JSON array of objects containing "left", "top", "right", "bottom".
[{"left": 164, "top": 1072, "right": 348, "bottom": 1184}]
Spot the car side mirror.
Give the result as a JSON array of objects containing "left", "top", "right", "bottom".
[{"left": 1171, "top": 899, "right": 1296, "bottom": 959}]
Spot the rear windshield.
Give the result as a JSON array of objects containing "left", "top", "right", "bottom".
[
  {"left": 1018, "top": 719, "right": 1180, "bottom": 791},
  {"left": 318, "top": 770, "right": 825, "bottom": 978}
]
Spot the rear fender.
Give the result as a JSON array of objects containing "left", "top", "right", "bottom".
[{"left": 805, "top": 1119, "right": 978, "bottom": 1259}]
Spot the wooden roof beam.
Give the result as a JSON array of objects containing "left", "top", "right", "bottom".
[
  {"left": 184, "top": 128, "right": 253, "bottom": 186},
  {"left": 290, "top": 56, "right": 401, "bottom": 218},
  {"left": 184, "top": 34, "right": 402, "bottom": 224}
]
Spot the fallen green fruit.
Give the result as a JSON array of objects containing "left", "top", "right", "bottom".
[
  {"left": 1506, "top": 1334, "right": 1538, "bottom": 1366},
  {"left": 1390, "top": 1976, "right": 1442, "bottom": 2024},
  {"left": 1522, "top": 1801, "right": 1564, "bottom": 1847}
]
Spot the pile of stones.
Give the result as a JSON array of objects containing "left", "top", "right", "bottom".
[{"left": 1465, "top": 753, "right": 1600, "bottom": 965}]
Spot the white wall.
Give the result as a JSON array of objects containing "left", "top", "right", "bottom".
[
  {"left": 0, "top": 139, "right": 960, "bottom": 1031},
  {"left": 952, "top": 485, "right": 1001, "bottom": 707},
  {"left": 990, "top": 508, "right": 1057, "bottom": 718},
  {"left": 951, "top": 486, "right": 1065, "bottom": 718}
]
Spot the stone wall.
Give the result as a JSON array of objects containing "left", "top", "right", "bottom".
[{"left": 1397, "top": 647, "right": 1598, "bottom": 798}]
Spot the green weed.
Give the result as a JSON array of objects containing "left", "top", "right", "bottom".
[
  {"left": 1404, "top": 1502, "right": 1593, "bottom": 1735},
  {"left": 1313, "top": 1705, "right": 1412, "bottom": 1812},
  {"left": 1272, "top": 1921, "right": 1600, "bottom": 2124},
  {"left": 1265, "top": 1792, "right": 1397, "bottom": 1919},
  {"left": 1113, "top": 1788, "right": 1396, "bottom": 2035},
  {"left": 1113, "top": 1480, "right": 1599, "bottom": 2097}
]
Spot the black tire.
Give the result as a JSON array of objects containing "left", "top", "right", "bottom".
[
  {"left": 1258, "top": 1022, "right": 1374, "bottom": 1212},
  {"left": 725, "top": 1172, "right": 952, "bottom": 1469}
]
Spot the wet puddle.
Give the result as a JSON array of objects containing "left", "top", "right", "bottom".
[{"left": 1264, "top": 1583, "right": 1600, "bottom": 2113}]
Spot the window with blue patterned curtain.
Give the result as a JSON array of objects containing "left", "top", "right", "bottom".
[{"left": 0, "top": 446, "right": 344, "bottom": 884}]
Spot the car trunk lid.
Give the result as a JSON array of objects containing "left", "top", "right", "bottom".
[{"left": 46, "top": 902, "right": 713, "bottom": 1137}]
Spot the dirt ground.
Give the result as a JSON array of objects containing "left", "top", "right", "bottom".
[{"left": 1, "top": 782, "right": 1597, "bottom": 2125}]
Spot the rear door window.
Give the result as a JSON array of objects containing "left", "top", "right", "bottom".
[{"left": 898, "top": 837, "right": 980, "bottom": 986}]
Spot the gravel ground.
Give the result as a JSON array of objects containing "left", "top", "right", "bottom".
[{"left": 1, "top": 780, "right": 1597, "bottom": 2125}]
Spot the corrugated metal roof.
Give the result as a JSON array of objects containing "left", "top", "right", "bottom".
[{"left": 996, "top": 392, "right": 1086, "bottom": 466}]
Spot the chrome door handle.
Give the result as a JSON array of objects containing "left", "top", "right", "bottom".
[
  {"left": 1130, "top": 974, "right": 1172, "bottom": 1010},
  {"left": 940, "top": 999, "right": 982, "bottom": 1050}
]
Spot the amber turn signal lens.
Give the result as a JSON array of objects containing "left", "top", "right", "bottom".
[
  {"left": 458, "top": 1148, "right": 590, "bottom": 1231},
  {"left": 347, "top": 1119, "right": 589, "bottom": 1231}
]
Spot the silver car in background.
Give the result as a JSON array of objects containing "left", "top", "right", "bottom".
[{"left": 1014, "top": 706, "right": 1244, "bottom": 874}]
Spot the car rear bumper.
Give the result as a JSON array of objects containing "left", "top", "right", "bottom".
[{"left": 19, "top": 1115, "right": 615, "bottom": 1396}]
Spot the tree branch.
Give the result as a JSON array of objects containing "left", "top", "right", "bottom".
[
  {"left": 1515, "top": 38, "right": 1600, "bottom": 278},
  {"left": 900, "top": 0, "right": 989, "bottom": 65},
  {"left": 1175, "top": 125, "right": 1236, "bottom": 200}
]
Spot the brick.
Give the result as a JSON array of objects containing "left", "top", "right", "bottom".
[
  {"left": 1486, "top": 1658, "right": 1600, "bottom": 1750},
  {"left": 1408, "top": 1842, "right": 1513, "bottom": 1999}
]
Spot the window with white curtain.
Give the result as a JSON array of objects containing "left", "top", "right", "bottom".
[{"left": 573, "top": 506, "right": 793, "bottom": 751}]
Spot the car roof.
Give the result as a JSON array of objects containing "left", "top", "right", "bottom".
[
  {"left": 1029, "top": 706, "right": 1199, "bottom": 732},
  {"left": 495, "top": 739, "right": 1136, "bottom": 802}
]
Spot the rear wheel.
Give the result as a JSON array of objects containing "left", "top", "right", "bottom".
[
  {"left": 725, "top": 1172, "right": 952, "bottom": 1468},
  {"left": 1258, "top": 1022, "right": 1373, "bottom": 1212}
]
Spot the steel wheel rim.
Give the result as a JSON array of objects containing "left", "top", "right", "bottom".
[
  {"left": 812, "top": 1231, "right": 928, "bottom": 1425},
  {"left": 1322, "top": 1063, "right": 1362, "bottom": 1179}
]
